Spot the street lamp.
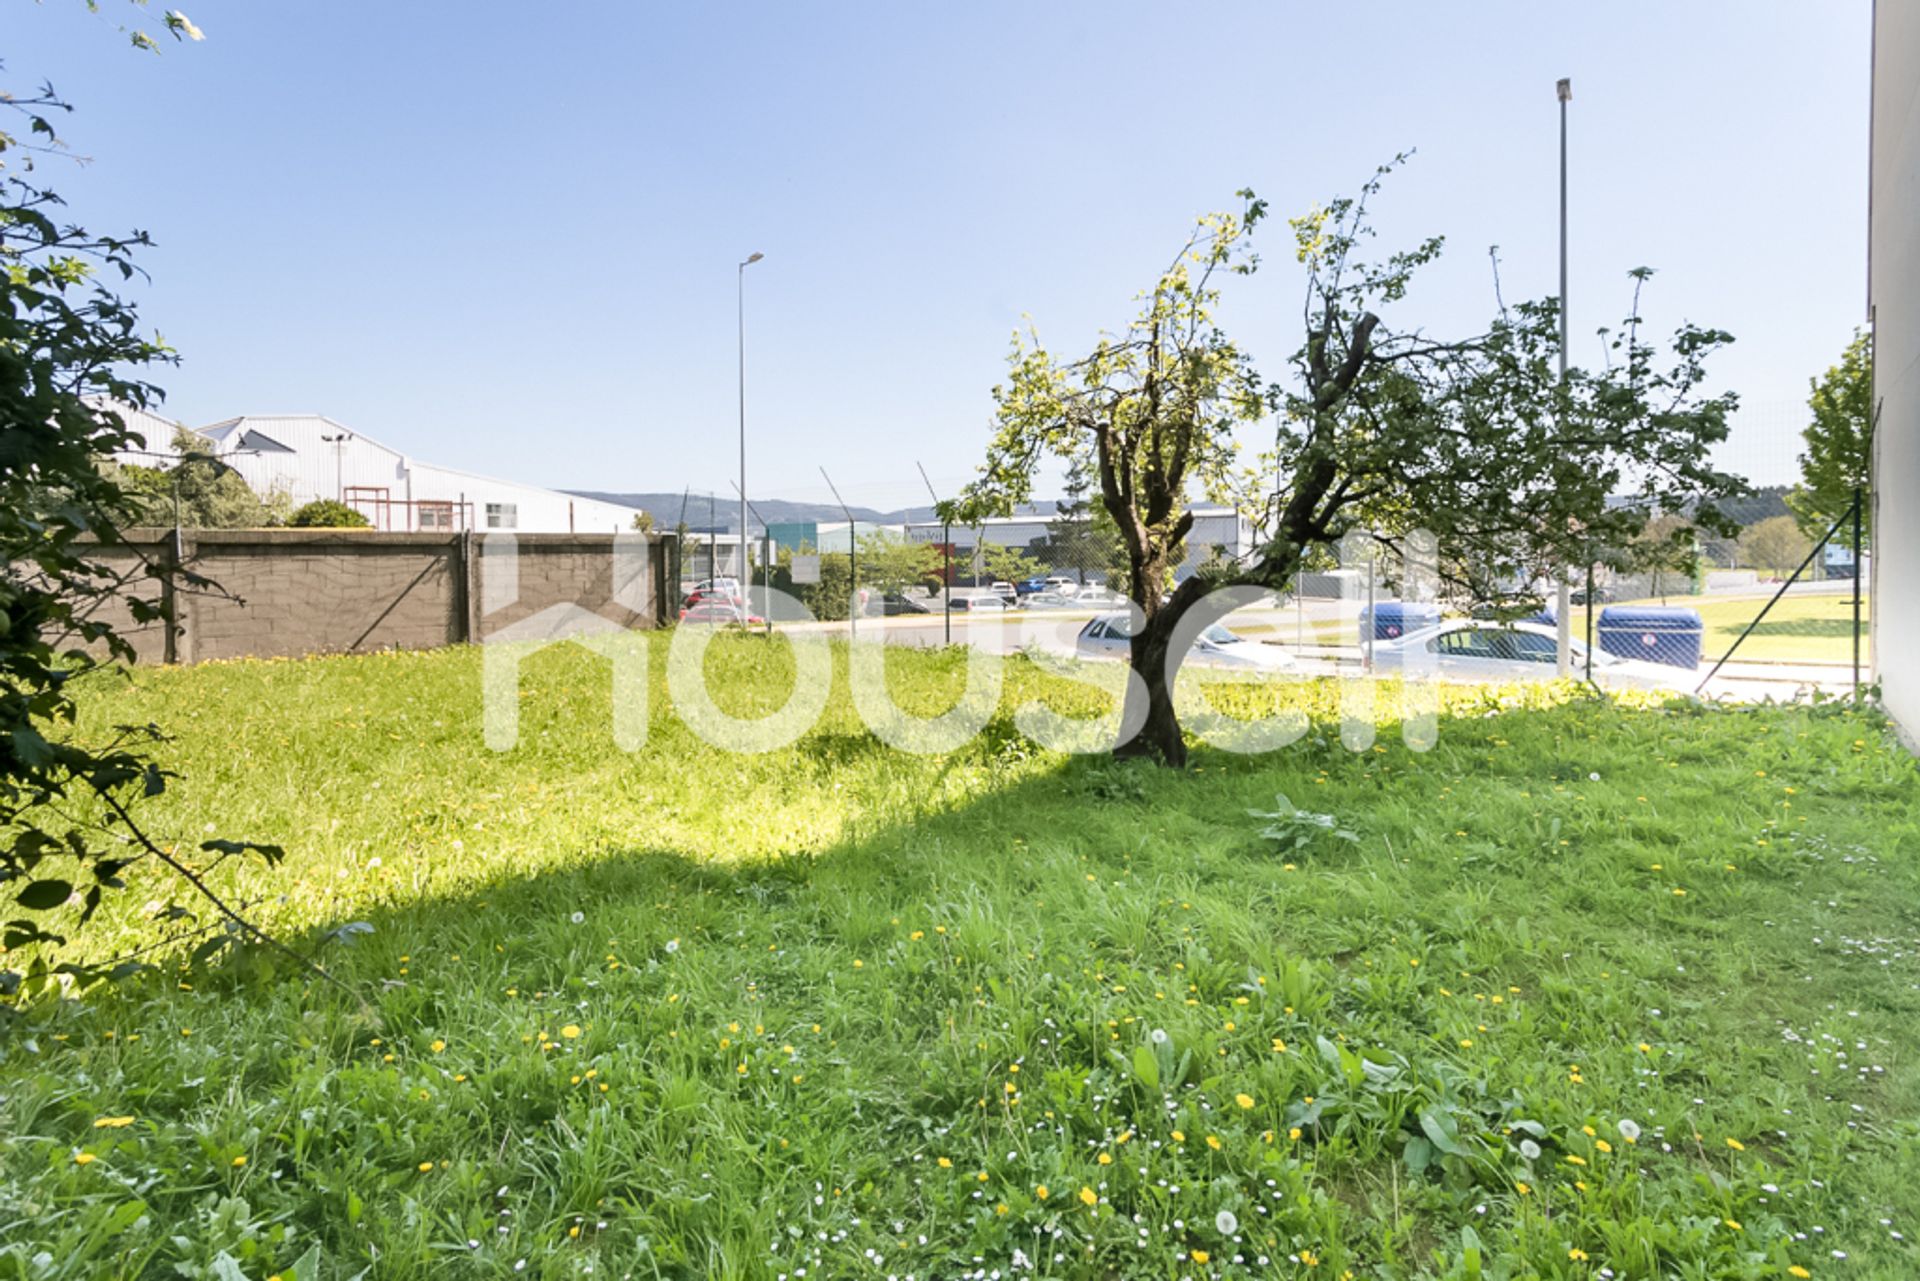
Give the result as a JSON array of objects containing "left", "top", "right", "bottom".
[
  {"left": 739, "top": 251, "right": 764, "bottom": 626},
  {"left": 320, "top": 430, "right": 352, "bottom": 503},
  {"left": 1554, "top": 76, "right": 1574, "bottom": 678}
]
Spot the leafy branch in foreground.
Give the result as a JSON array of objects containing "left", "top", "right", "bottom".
[{"left": 1, "top": 68, "right": 326, "bottom": 1000}]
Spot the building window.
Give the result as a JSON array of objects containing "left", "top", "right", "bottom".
[
  {"left": 418, "top": 502, "right": 454, "bottom": 531},
  {"left": 486, "top": 502, "right": 517, "bottom": 530}
]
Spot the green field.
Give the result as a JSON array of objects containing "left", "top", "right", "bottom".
[
  {"left": 1240, "top": 591, "right": 1870, "bottom": 668},
  {"left": 1619, "top": 593, "right": 1870, "bottom": 667},
  {"left": 3, "top": 639, "right": 1917, "bottom": 1279}
]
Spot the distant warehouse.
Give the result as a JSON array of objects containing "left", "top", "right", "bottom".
[{"left": 112, "top": 408, "right": 647, "bottom": 534}]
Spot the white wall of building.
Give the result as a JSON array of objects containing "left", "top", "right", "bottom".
[
  {"left": 197, "top": 414, "right": 645, "bottom": 533},
  {"left": 1872, "top": 1, "right": 1920, "bottom": 736}
]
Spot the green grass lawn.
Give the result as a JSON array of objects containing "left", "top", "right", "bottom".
[
  {"left": 4, "top": 639, "right": 1918, "bottom": 1279},
  {"left": 1562, "top": 594, "right": 1871, "bottom": 668}
]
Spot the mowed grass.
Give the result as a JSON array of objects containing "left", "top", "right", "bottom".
[{"left": 3, "top": 637, "right": 1919, "bottom": 1280}]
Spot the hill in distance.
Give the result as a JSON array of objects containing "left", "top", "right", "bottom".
[{"left": 569, "top": 491, "right": 1060, "bottom": 533}]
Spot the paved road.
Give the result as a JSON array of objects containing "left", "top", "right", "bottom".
[{"left": 774, "top": 605, "right": 1862, "bottom": 700}]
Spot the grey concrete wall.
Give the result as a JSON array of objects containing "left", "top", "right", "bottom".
[
  {"left": 90, "top": 529, "right": 675, "bottom": 664},
  {"left": 1873, "top": 1, "right": 1920, "bottom": 735}
]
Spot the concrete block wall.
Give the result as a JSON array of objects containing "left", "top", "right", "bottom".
[{"left": 87, "top": 529, "right": 674, "bottom": 665}]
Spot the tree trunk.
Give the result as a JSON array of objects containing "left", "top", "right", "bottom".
[{"left": 1115, "top": 614, "right": 1187, "bottom": 767}]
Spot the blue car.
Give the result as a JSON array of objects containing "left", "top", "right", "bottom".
[{"left": 1014, "top": 576, "right": 1050, "bottom": 596}]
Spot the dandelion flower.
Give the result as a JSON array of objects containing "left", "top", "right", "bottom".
[
  {"left": 1206, "top": 1134, "right": 1222, "bottom": 1150},
  {"left": 1191, "top": 1250, "right": 1210, "bottom": 1264},
  {"left": 1035, "top": 1184, "right": 1049, "bottom": 1200},
  {"left": 1235, "top": 1093, "right": 1255, "bottom": 1109},
  {"left": 1515, "top": 1180, "right": 1531, "bottom": 1195},
  {"left": 1519, "top": 1139, "right": 1541, "bottom": 1161},
  {"left": 417, "top": 1161, "right": 434, "bottom": 1172},
  {"left": 937, "top": 1157, "right": 952, "bottom": 1168},
  {"left": 1726, "top": 1137, "right": 1745, "bottom": 1151},
  {"left": 1078, "top": 1186, "right": 1097, "bottom": 1206},
  {"left": 570, "top": 911, "right": 585, "bottom": 925},
  {"left": 1215, "top": 1210, "right": 1239, "bottom": 1235},
  {"left": 73, "top": 1152, "right": 96, "bottom": 1166},
  {"left": 92, "top": 1116, "right": 135, "bottom": 1129},
  {"left": 560, "top": 1025, "right": 582, "bottom": 1040},
  {"left": 1569, "top": 1248, "right": 1588, "bottom": 1261},
  {"left": 430, "top": 1039, "right": 446, "bottom": 1054},
  {"left": 231, "top": 1155, "right": 247, "bottom": 1168},
  {"left": 1618, "top": 1119, "right": 1641, "bottom": 1143},
  {"left": 1789, "top": 1268, "right": 1812, "bottom": 1279},
  {"left": 1288, "top": 1127, "right": 1302, "bottom": 1142},
  {"left": 1151, "top": 1028, "right": 1169, "bottom": 1045}
]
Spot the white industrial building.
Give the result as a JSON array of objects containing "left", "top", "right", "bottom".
[
  {"left": 1872, "top": 1, "right": 1918, "bottom": 739},
  {"left": 103, "top": 404, "right": 646, "bottom": 534}
]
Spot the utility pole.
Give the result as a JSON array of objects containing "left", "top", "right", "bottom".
[
  {"left": 820, "top": 467, "right": 858, "bottom": 638},
  {"left": 916, "top": 462, "right": 951, "bottom": 646},
  {"left": 1554, "top": 76, "right": 1574, "bottom": 678},
  {"left": 739, "top": 251, "right": 764, "bottom": 627}
]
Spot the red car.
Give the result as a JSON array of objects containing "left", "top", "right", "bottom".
[{"left": 679, "top": 600, "right": 764, "bottom": 627}]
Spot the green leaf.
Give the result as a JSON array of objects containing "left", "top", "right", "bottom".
[
  {"left": 1418, "top": 1107, "right": 1469, "bottom": 1158},
  {"left": 1131, "top": 1044, "right": 1160, "bottom": 1089}
]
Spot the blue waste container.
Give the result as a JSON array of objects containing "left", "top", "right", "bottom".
[
  {"left": 1597, "top": 606, "right": 1703, "bottom": 668},
  {"left": 1362, "top": 600, "right": 1443, "bottom": 641}
]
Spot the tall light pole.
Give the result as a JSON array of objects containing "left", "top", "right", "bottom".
[
  {"left": 321, "top": 430, "right": 352, "bottom": 503},
  {"left": 739, "top": 251, "right": 764, "bottom": 616},
  {"left": 1554, "top": 77, "right": 1574, "bottom": 678}
]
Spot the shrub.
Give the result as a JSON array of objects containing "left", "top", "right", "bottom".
[{"left": 288, "top": 499, "right": 371, "bottom": 528}]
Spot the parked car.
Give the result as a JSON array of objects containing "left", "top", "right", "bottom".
[
  {"left": 879, "top": 591, "right": 934, "bottom": 615},
  {"left": 1371, "top": 620, "right": 1681, "bottom": 690},
  {"left": 989, "top": 580, "right": 1018, "bottom": 604},
  {"left": 1075, "top": 612, "right": 1294, "bottom": 671},
  {"left": 682, "top": 577, "right": 744, "bottom": 610},
  {"left": 1014, "top": 576, "right": 1051, "bottom": 597},
  {"left": 679, "top": 600, "right": 764, "bottom": 627},
  {"left": 1021, "top": 590, "right": 1081, "bottom": 609},
  {"left": 946, "top": 592, "right": 1007, "bottom": 612}
]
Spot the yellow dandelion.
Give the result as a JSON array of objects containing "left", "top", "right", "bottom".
[
  {"left": 430, "top": 1039, "right": 446, "bottom": 1054},
  {"left": 73, "top": 1152, "right": 97, "bottom": 1166},
  {"left": 92, "top": 1116, "right": 135, "bottom": 1129},
  {"left": 560, "top": 1025, "right": 582, "bottom": 1040},
  {"left": 937, "top": 1157, "right": 952, "bottom": 1168},
  {"left": 1192, "top": 1250, "right": 1210, "bottom": 1264},
  {"left": 231, "top": 1155, "right": 247, "bottom": 1168},
  {"left": 1205, "top": 1134, "right": 1222, "bottom": 1150},
  {"left": 1235, "top": 1093, "right": 1255, "bottom": 1109},
  {"left": 1035, "top": 1184, "right": 1049, "bottom": 1200},
  {"left": 1078, "top": 1186, "right": 1098, "bottom": 1206},
  {"left": 417, "top": 1161, "right": 434, "bottom": 1172},
  {"left": 1726, "top": 1137, "right": 1745, "bottom": 1151}
]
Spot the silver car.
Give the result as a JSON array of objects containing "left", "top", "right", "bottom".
[
  {"left": 1371, "top": 620, "right": 1682, "bottom": 690},
  {"left": 1075, "top": 612, "right": 1294, "bottom": 671}
]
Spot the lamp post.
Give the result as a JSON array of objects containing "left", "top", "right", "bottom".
[
  {"left": 739, "top": 251, "right": 764, "bottom": 624},
  {"left": 1554, "top": 77, "right": 1574, "bottom": 679},
  {"left": 320, "top": 430, "right": 351, "bottom": 503}
]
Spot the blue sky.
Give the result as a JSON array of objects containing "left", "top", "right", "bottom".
[{"left": 13, "top": 1, "right": 1870, "bottom": 511}]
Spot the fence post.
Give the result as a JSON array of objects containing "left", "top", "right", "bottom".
[
  {"left": 458, "top": 528, "right": 478, "bottom": 644},
  {"left": 1853, "top": 485, "right": 1863, "bottom": 693}
]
